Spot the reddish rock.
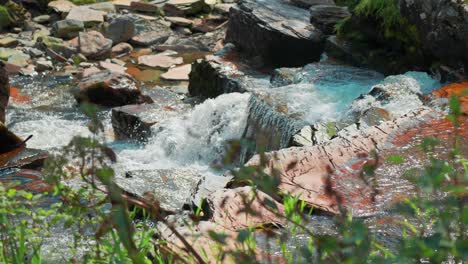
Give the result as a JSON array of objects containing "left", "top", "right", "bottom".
[
  {"left": 111, "top": 42, "right": 133, "bottom": 57},
  {"left": 138, "top": 54, "right": 183, "bottom": 69},
  {"left": 207, "top": 186, "right": 285, "bottom": 231},
  {"left": 0, "top": 169, "right": 51, "bottom": 193},
  {"left": 79, "top": 31, "right": 113, "bottom": 60},
  {"left": 10, "top": 86, "right": 31, "bottom": 104},
  {"left": 432, "top": 80, "right": 468, "bottom": 114},
  {"left": 161, "top": 64, "right": 191, "bottom": 81}
]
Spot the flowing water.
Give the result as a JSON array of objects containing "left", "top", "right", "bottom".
[{"left": 3, "top": 62, "right": 443, "bottom": 262}]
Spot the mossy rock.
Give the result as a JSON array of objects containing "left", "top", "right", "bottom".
[{"left": 0, "top": 5, "right": 12, "bottom": 30}]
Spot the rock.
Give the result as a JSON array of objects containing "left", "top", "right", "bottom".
[
  {"left": 111, "top": 88, "right": 188, "bottom": 140},
  {"left": 66, "top": 7, "right": 105, "bottom": 27},
  {"left": 358, "top": 107, "right": 391, "bottom": 127},
  {"left": 88, "top": 2, "right": 117, "bottom": 13},
  {"left": 130, "top": 31, "right": 170, "bottom": 47},
  {"left": 309, "top": 5, "right": 350, "bottom": 35},
  {"left": 225, "top": 0, "right": 324, "bottom": 67},
  {"left": 48, "top": 0, "right": 76, "bottom": 14},
  {"left": 207, "top": 186, "right": 285, "bottom": 231},
  {"left": 398, "top": 0, "right": 468, "bottom": 80},
  {"left": 0, "top": 37, "right": 18, "bottom": 47},
  {"left": 35, "top": 60, "right": 53, "bottom": 72},
  {"left": 111, "top": 42, "right": 133, "bottom": 57},
  {"left": 292, "top": 122, "right": 337, "bottom": 146},
  {"left": 75, "top": 70, "right": 153, "bottom": 107},
  {"left": 432, "top": 80, "right": 468, "bottom": 114},
  {"left": 270, "top": 67, "right": 302, "bottom": 87},
  {"left": 163, "top": 0, "right": 206, "bottom": 16},
  {"left": 188, "top": 58, "right": 244, "bottom": 98},
  {"left": 0, "top": 47, "right": 21, "bottom": 60},
  {"left": 137, "top": 54, "right": 183, "bottom": 69},
  {"left": 102, "top": 15, "right": 135, "bottom": 44},
  {"left": 52, "top": 19, "right": 84, "bottom": 39},
  {"left": 115, "top": 169, "right": 203, "bottom": 212},
  {"left": 246, "top": 108, "right": 439, "bottom": 216},
  {"left": 98, "top": 61, "right": 126, "bottom": 74},
  {"left": 154, "top": 37, "right": 209, "bottom": 52},
  {"left": 78, "top": 31, "right": 112, "bottom": 60},
  {"left": 291, "top": 0, "right": 334, "bottom": 9},
  {"left": 7, "top": 53, "right": 30, "bottom": 67},
  {"left": 0, "top": 62, "right": 9, "bottom": 123},
  {"left": 32, "top": 15, "right": 51, "bottom": 24},
  {"left": 1, "top": 148, "right": 48, "bottom": 170},
  {"left": 165, "top": 16, "right": 194, "bottom": 27},
  {"left": 39, "top": 36, "right": 77, "bottom": 58},
  {"left": 213, "top": 3, "right": 234, "bottom": 15},
  {"left": 0, "top": 122, "right": 23, "bottom": 154},
  {"left": 161, "top": 64, "right": 191, "bottom": 81},
  {"left": 129, "top": 1, "right": 162, "bottom": 13},
  {"left": 0, "top": 168, "right": 51, "bottom": 193}
]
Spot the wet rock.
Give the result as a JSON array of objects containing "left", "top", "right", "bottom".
[
  {"left": 130, "top": 31, "right": 170, "bottom": 47},
  {"left": 163, "top": 0, "right": 206, "bottom": 16},
  {"left": 137, "top": 54, "right": 183, "bottom": 69},
  {"left": 161, "top": 64, "right": 191, "bottom": 81},
  {"left": 292, "top": 122, "right": 338, "bottom": 146},
  {"left": 111, "top": 42, "right": 133, "bottom": 57},
  {"left": 188, "top": 58, "right": 244, "bottom": 98},
  {"left": 98, "top": 61, "right": 126, "bottom": 74},
  {"left": 207, "top": 186, "right": 285, "bottom": 231},
  {"left": 66, "top": 6, "right": 105, "bottom": 27},
  {"left": 324, "top": 35, "right": 361, "bottom": 67},
  {"left": 270, "top": 67, "right": 302, "bottom": 87},
  {"left": 398, "top": 0, "right": 468, "bottom": 80},
  {"left": 35, "top": 59, "right": 54, "bottom": 72},
  {"left": 112, "top": 88, "right": 188, "bottom": 140},
  {"left": 102, "top": 15, "right": 135, "bottom": 44},
  {"left": 431, "top": 80, "right": 468, "bottom": 114},
  {"left": 1, "top": 148, "right": 48, "bottom": 170},
  {"left": 75, "top": 70, "right": 153, "bottom": 107},
  {"left": 52, "top": 19, "right": 84, "bottom": 39},
  {"left": 115, "top": 168, "right": 203, "bottom": 212},
  {"left": 309, "top": 5, "right": 350, "bottom": 35},
  {"left": 78, "top": 31, "right": 112, "bottom": 60},
  {"left": 246, "top": 108, "right": 439, "bottom": 216},
  {"left": 225, "top": 0, "right": 324, "bottom": 67},
  {"left": 0, "top": 122, "right": 24, "bottom": 154},
  {"left": 7, "top": 53, "right": 30, "bottom": 68},
  {"left": 291, "top": 0, "right": 335, "bottom": 9},
  {"left": 358, "top": 107, "right": 391, "bottom": 127},
  {"left": 0, "top": 62, "right": 9, "bottom": 123},
  {"left": 0, "top": 168, "right": 51, "bottom": 193},
  {"left": 0, "top": 37, "right": 19, "bottom": 47},
  {"left": 48, "top": 0, "right": 76, "bottom": 14}
]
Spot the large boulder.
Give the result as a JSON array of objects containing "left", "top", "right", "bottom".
[
  {"left": 309, "top": 5, "right": 350, "bottom": 35},
  {"left": 102, "top": 15, "right": 135, "bottom": 44},
  {"left": 74, "top": 70, "right": 153, "bottom": 107},
  {"left": 398, "top": 0, "right": 468, "bottom": 80},
  {"left": 225, "top": 0, "right": 325, "bottom": 67},
  {"left": 0, "top": 61, "right": 9, "bottom": 123},
  {"left": 78, "top": 31, "right": 112, "bottom": 60}
]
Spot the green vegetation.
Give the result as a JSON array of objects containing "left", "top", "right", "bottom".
[
  {"left": 0, "top": 5, "right": 12, "bottom": 30},
  {"left": 1, "top": 97, "right": 467, "bottom": 263}
]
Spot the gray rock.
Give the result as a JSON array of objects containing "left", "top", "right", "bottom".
[
  {"left": 52, "top": 19, "right": 84, "bottom": 39},
  {"left": 111, "top": 42, "right": 133, "bottom": 57},
  {"left": 130, "top": 31, "right": 170, "bottom": 47},
  {"left": 115, "top": 169, "right": 203, "bottom": 212},
  {"left": 33, "top": 15, "right": 52, "bottom": 24},
  {"left": 225, "top": 0, "right": 324, "bottom": 67},
  {"left": 163, "top": 0, "right": 207, "bottom": 16},
  {"left": 66, "top": 6, "right": 105, "bottom": 27},
  {"left": 291, "top": 0, "right": 335, "bottom": 9},
  {"left": 78, "top": 31, "right": 112, "bottom": 60},
  {"left": 102, "top": 16, "right": 135, "bottom": 44},
  {"left": 310, "top": 5, "right": 350, "bottom": 35},
  {"left": 35, "top": 60, "right": 54, "bottom": 72}
]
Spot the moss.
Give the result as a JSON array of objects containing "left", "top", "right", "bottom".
[{"left": 0, "top": 5, "right": 12, "bottom": 30}]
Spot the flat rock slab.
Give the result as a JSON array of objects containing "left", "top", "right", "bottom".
[
  {"left": 161, "top": 64, "right": 191, "bottom": 81},
  {"left": 130, "top": 31, "right": 170, "bottom": 47},
  {"left": 225, "top": 0, "right": 325, "bottom": 67},
  {"left": 207, "top": 186, "right": 285, "bottom": 231},
  {"left": 66, "top": 7, "right": 106, "bottom": 26},
  {"left": 137, "top": 54, "right": 183, "bottom": 68},
  {"left": 115, "top": 168, "right": 203, "bottom": 212},
  {"left": 48, "top": 0, "right": 76, "bottom": 13},
  {"left": 1, "top": 148, "right": 48, "bottom": 170},
  {"left": 246, "top": 108, "right": 440, "bottom": 216}
]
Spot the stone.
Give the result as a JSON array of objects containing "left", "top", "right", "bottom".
[
  {"left": 163, "top": 0, "right": 206, "bottom": 16},
  {"left": 0, "top": 62, "right": 9, "bottom": 123},
  {"left": 52, "top": 19, "right": 84, "bottom": 39},
  {"left": 154, "top": 37, "right": 209, "bottom": 52},
  {"left": 432, "top": 80, "right": 468, "bottom": 114},
  {"left": 98, "top": 61, "right": 126, "bottom": 74},
  {"left": 0, "top": 122, "right": 23, "bottom": 154},
  {"left": 0, "top": 37, "right": 18, "bottom": 47},
  {"left": 213, "top": 3, "right": 234, "bottom": 15},
  {"left": 115, "top": 169, "right": 203, "bottom": 212},
  {"left": 1, "top": 148, "right": 48, "bottom": 170},
  {"left": 160, "top": 64, "right": 191, "bottom": 81},
  {"left": 130, "top": 31, "right": 170, "bottom": 47},
  {"left": 130, "top": 1, "right": 162, "bottom": 13},
  {"left": 48, "top": 0, "right": 76, "bottom": 13},
  {"left": 0, "top": 48, "right": 21, "bottom": 60},
  {"left": 246, "top": 108, "right": 439, "bottom": 216},
  {"left": 111, "top": 42, "right": 133, "bottom": 57},
  {"left": 137, "top": 54, "right": 183, "bottom": 69},
  {"left": 39, "top": 36, "right": 77, "bottom": 58},
  {"left": 7, "top": 53, "right": 30, "bottom": 67},
  {"left": 111, "top": 90, "right": 189, "bottom": 140},
  {"left": 88, "top": 2, "right": 117, "bottom": 13},
  {"left": 292, "top": 122, "right": 337, "bottom": 146},
  {"left": 358, "top": 107, "right": 391, "bottom": 127},
  {"left": 66, "top": 7, "right": 105, "bottom": 27},
  {"left": 225, "top": 0, "right": 324, "bottom": 67},
  {"left": 291, "top": 0, "right": 335, "bottom": 9},
  {"left": 207, "top": 186, "right": 285, "bottom": 231},
  {"left": 78, "top": 31, "right": 112, "bottom": 60},
  {"left": 309, "top": 5, "right": 350, "bottom": 35},
  {"left": 102, "top": 15, "right": 135, "bottom": 44},
  {"left": 74, "top": 70, "right": 153, "bottom": 107},
  {"left": 35, "top": 60, "right": 53, "bottom": 72},
  {"left": 32, "top": 15, "right": 51, "bottom": 24},
  {"left": 165, "top": 16, "right": 194, "bottom": 27}
]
